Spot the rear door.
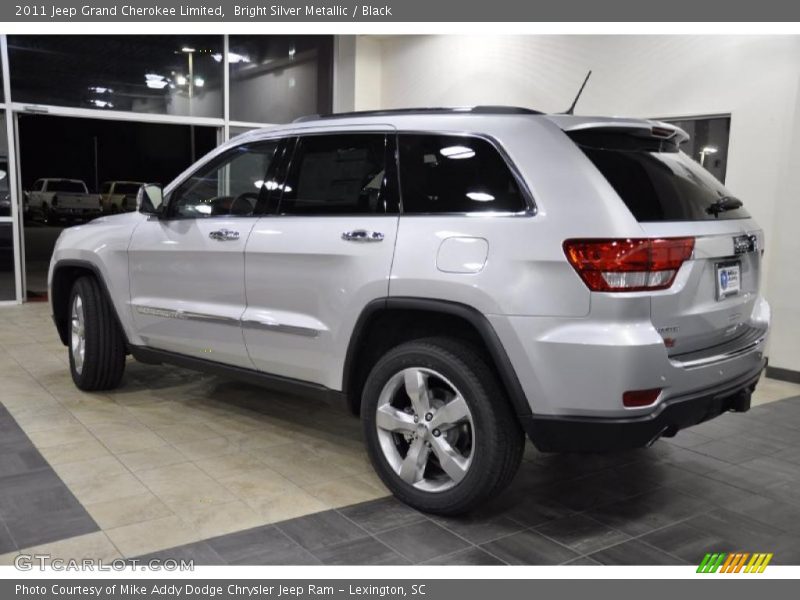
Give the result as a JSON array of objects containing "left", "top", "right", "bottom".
[
  {"left": 571, "top": 129, "right": 765, "bottom": 357},
  {"left": 243, "top": 129, "right": 400, "bottom": 388}
]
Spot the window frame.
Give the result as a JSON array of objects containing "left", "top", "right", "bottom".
[
  {"left": 394, "top": 131, "right": 537, "bottom": 217},
  {"left": 163, "top": 139, "right": 281, "bottom": 221},
  {"left": 272, "top": 131, "right": 400, "bottom": 217}
]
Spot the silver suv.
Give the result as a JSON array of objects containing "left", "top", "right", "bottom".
[{"left": 48, "top": 107, "right": 770, "bottom": 514}]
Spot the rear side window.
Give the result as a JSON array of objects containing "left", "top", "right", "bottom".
[
  {"left": 398, "top": 134, "right": 527, "bottom": 214},
  {"left": 278, "top": 134, "right": 393, "bottom": 215},
  {"left": 571, "top": 131, "right": 750, "bottom": 222}
]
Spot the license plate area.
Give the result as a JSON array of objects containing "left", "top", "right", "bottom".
[{"left": 715, "top": 261, "right": 741, "bottom": 300}]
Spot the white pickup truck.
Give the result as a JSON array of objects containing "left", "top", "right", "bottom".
[
  {"left": 100, "top": 181, "right": 144, "bottom": 214},
  {"left": 26, "top": 178, "right": 102, "bottom": 225}
]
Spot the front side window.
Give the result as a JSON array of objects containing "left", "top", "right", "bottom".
[
  {"left": 278, "top": 134, "right": 392, "bottom": 215},
  {"left": 398, "top": 134, "right": 527, "bottom": 214},
  {"left": 168, "top": 142, "right": 278, "bottom": 218}
]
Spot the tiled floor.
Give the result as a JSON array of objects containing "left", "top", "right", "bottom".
[{"left": 1, "top": 302, "right": 800, "bottom": 565}]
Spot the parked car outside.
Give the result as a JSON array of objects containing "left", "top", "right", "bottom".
[
  {"left": 100, "top": 181, "right": 145, "bottom": 214},
  {"left": 26, "top": 178, "right": 102, "bottom": 225}
]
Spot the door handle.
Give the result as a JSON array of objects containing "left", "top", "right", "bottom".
[
  {"left": 341, "top": 230, "right": 384, "bottom": 243},
  {"left": 209, "top": 229, "right": 240, "bottom": 242}
]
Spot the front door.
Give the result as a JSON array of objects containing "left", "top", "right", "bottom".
[{"left": 128, "top": 140, "right": 279, "bottom": 367}]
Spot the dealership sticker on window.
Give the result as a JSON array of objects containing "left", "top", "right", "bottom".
[{"left": 716, "top": 262, "right": 741, "bottom": 300}]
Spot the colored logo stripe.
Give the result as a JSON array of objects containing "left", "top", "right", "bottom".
[{"left": 697, "top": 552, "right": 773, "bottom": 573}]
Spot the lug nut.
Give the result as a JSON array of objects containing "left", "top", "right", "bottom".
[
  {"left": 432, "top": 429, "right": 441, "bottom": 437},
  {"left": 425, "top": 413, "right": 433, "bottom": 422},
  {"left": 413, "top": 415, "right": 419, "bottom": 423}
]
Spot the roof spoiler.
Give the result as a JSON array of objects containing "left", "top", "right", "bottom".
[{"left": 545, "top": 115, "right": 690, "bottom": 145}]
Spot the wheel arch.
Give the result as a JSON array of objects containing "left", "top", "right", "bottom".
[
  {"left": 342, "top": 297, "right": 532, "bottom": 419},
  {"left": 50, "top": 259, "right": 129, "bottom": 349}
]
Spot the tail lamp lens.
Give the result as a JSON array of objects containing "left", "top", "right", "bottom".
[
  {"left": 563, "top": 237, "right": 694, "bottom": 292},
  {"left": 623, "top": 388, "right": 662, "bottom": 408}
]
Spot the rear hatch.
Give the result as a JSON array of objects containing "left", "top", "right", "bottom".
[{"left": 564, "top": 121, "right": 764, "bottom": 359}]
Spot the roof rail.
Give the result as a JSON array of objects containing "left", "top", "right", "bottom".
[{"left": 292, "top": 106, "right": 544, "bottom": 123}]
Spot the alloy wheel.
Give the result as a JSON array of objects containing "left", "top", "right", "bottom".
[
  {"left": 70, "top": 294, "right": 86, "bottom": 375},
  {"left": 375, "top": 367, "right": 474, "bottom": 492}
]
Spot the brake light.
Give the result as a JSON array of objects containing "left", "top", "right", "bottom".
[
  {"left": 623, "top": 388, "right": 662, "bottom": 407},
  {"left": 563, "top": 237, "right": 694, "bottom": 292}
]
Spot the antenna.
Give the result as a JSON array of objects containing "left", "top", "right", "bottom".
[{"left": 565, "top": 70, "right": 592, "bottom": 115}]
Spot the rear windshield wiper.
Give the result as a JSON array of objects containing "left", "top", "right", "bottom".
[{"left": 706, "top": 195, "right": 743, "bottom": 216}]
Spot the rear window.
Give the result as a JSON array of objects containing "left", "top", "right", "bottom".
[
  {"left": 398, "top": 134, "right": 527, "bottom": 214},
  {"left": 570, "top": 131, "right": 749, "bottom": 222},
  {"left": 115, "top": 183, "right": 142, "bottom": 195},
  {"left": 48, "top": 180, "right": 87, "bottom": 193}
]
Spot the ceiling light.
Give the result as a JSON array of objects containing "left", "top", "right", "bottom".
[
  {"left": 181, "top": 46, "right": 195, "bottom": 53},
  {"left": 701, "top": 146, "right": 718, "bottom": 154},
  {"left": 89, "top": 86, "right": 113, "bottom": 94},
  {"left": 194, "top": 77, "right": 205, "bottom": 88},
  {"left": 145, "top": 73, "right": 169, "bottom": 89},
  {"left": 91, "top": 99, "right": 113, "bottom": 109},
  {"left": 213, "top": 52, "right": 251, "bottom": 64},
  {"left": 440, "top": 145, "right": 476, "bottom": 160},
  {"left": 466, "top": 192, "right": 495, "bottom": 202}
]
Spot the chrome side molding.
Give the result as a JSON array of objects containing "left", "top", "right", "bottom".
[{"left": 133, "top": 304, "right": 320, "bottom": 338}]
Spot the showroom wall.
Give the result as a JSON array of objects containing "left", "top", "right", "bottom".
[{"left": 337, "top": 34, "right": 800, "bottom": 373}]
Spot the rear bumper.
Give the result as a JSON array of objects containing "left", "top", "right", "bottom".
[{"left": 522, "top": 359, "right": 765, "bottom": 452}]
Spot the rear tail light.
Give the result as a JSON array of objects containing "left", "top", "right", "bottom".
[
  {"left": 623, "top": 388, "right": 662, "bottom": 408},
  {"left": 563, "top": 237, "right": 694, "bottom": 292}
]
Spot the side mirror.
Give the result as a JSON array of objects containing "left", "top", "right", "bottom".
[{"left": 137, "top": 183, "right": 165, "bottom": 216}]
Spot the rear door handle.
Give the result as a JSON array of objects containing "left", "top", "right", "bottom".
[
  {"left": 209, "top": 229, "right": 240, "bottom": 242},
  {"left": 341, "top": 230, "right": 384, "bottom": 243}
]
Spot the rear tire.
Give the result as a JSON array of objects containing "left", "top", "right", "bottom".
[
  {"left": 361, "top": 337, "right": 524, "bottom": 515},
  {"left": 68, "top": 276, "right": 126, "bottom": 391}
]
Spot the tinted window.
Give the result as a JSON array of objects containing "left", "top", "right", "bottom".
[
  {"left": 571, "top": 132, "right": 749, "bottom": 222},
  {"left": 279, "top": 134, "right": 390, "bottom": 215},
  {"left": 169, "top": 142, "right": 278, "bottom": 218},
  {"left": 398, "top": 135, "right": 527, "bottom": 214},
  {"left": 49, "top": 180, "right": 87, "bottom": 193}
]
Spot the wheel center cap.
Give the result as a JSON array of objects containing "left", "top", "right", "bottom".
[{"left": 416, "top": 424, "right": 428, "bottom": 437}]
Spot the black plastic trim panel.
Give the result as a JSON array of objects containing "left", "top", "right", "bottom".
[{"left": 524, "top": 361, "right": 766, "bottom": 453}]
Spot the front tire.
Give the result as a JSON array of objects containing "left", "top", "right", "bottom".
[
  {"left": 361, "top": 338, "right": 524, "bottom": 515},
  {"left": 68, "top": 276, "right": 126, "bottom": 391}
]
